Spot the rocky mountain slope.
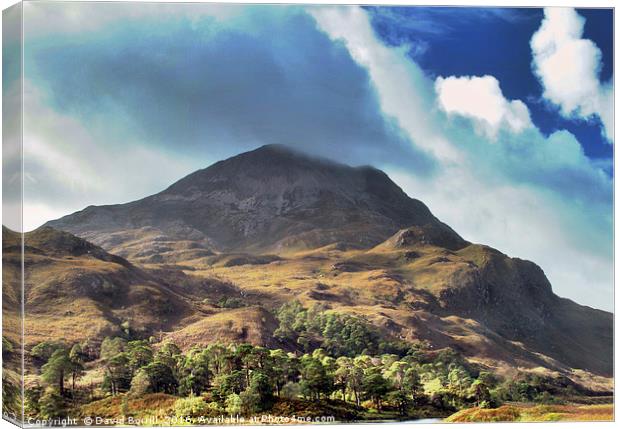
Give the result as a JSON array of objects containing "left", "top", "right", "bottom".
[
  {"left": 46, "top": 144, "right": 466, "bottom": 260},
  {"left": 22, "top": 144, "right": 613, "bottom": 389}
]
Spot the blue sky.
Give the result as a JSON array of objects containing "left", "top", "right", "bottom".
[
  {"left": 2, "top": 3, "right": 613, "bottom": 310},
  {"left": 366, "top": 6, "right": 613, "bottom": 163}
]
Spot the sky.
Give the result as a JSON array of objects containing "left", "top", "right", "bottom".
[{"left": 2, "top": 3, "right": 613, "bottom": 311}]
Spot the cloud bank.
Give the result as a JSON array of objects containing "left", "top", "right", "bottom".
[{"left": 531, "top": 8, "right": 613, "bottom": 142}]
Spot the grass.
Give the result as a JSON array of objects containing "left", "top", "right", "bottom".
[
  {"left": 78, "top": 393, "right": 177, "bottom": 420},
  {"left": 445, "top": 403, "right": 614, "bottom": 422}
]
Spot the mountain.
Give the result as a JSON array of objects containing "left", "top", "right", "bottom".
[
  {"left": 2, "top": 226, "right": 193, "bottom": 348},
  {"left": 2, "top": 226, "right": 291, "bottom": 351},
  {"left": 36, "top": 145, "right": 612, "bottom": 390},
  {"left": 46, "top": 144, "right": 467, "bottom": 261}
]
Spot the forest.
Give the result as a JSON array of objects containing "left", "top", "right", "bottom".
[{"left": 3, "top": 302, "right": 588, "bottom": 424}]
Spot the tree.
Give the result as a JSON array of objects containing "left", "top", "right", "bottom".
[
  {"left": 31, "top": 341, "right": 65, "bottom": 364},
  {"left": 384, "top": 361, "right": 408, "bottom": 391},
  {"left": 155, "top": 342, "right": 182, "bottom": 371},
  {"left": 247, "top": 371, "right": 272, "bottom": 411},
  {"left": 213, "top": 370, "right": 245, "bottom": 400},
  {"left": 403, "top": 367, "right": 424, "bottom": 401},
  {"left": 448, "top": 367, "right": 472, "bottom": 398},
  {"left": 100, "top": 337, "right": 127, "bottom": 360},
  {"left": 274, "top": 301, "right": 306, "bottom": 342},
  {"left": 68, "top": 344, "right": 85, "bottom": 393},
  {"left": 39, "top": 387, "right": 66, "bottom": 419},
  {"left": 41, "top": 349, "right": 72, "bottom": 396},
  {"left": 387, "top": 390, "right": 410, "bottom": 415},
  {"left": 281, "top": 382, "right": 302, "bottom": 399},
  {"left": 299, "top": 356, "right": 333, "bottom": 400},
  {"left": 103, "top": 353, "right": 132, "bottom": 395},
  {"left": 126, "top": 340, "right": 153, "bottom": 373},
  {"left": 143, "top": 361, "right": 178, "bottom": 394},
  {"left": 469, "top": 378, "right": 491, "bottom": 407},
  {"left": 24, "top": 385, "right": 43, "bottom": 417},
  {"left": 205, "top": 344, "right": 228, "bottom": 376},
  {"left": 239, "top": 390, "right": 261, "bottom": 415},
  {"left": 268, "top": 349, "right": 297, "bottom": 397},
  {"left": 361, "top": 367, "right": 392, "bottom": 410},
  {"left": 334, "top": 357, "right": 353, "bottom": 401},
  {"left": 179, "top": 348, "right": 211, "bottom": 396},
  {"left": 2, "top": 374, "right": 19, "bottom": 416},
  {"left": 2, "top": 337, "right": 14, "bottom": 359}
]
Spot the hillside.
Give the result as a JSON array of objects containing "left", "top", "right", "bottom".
[
  {"left": 15, "top": 144, "right": 612, "bottom": 391},
  {"left": 2, "top": 227, "right": 197, "bottom": 348}
]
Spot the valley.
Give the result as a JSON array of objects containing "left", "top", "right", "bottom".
[{"left": 2, "top": 145, "right": 613, "bottom": 424}]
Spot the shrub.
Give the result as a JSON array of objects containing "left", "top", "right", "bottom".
[
  {"left": 225, "top": 393, "right": 242, "bottom": 415},
  {"left": 2, "top": 337, "right": 14, "bottom": 358},
  {"left": 129, "top": 369, "right": 151, "bottom": 397},
  {"left": 174, "top": 396, "right": 209, "bottom": 418},
  {"left": 281, "top": 382, "right": 301, "bottom": 399}
]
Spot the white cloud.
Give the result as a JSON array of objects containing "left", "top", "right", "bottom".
[
  {"left": 23, "top": 2, "right": 243, "bottom": 39},
  {"left": 309, "top": 6, "right": 460, "bottom": 163},
  {"left": 21, "top": 82, "right": 201, "bottom": 232},
  {"left": 435, "top": 75, "right": 533, "bottom": 139},
  {"left": 531, "top": 7, "right": 613, "bottom": 142},
  {"left": 310, "top": 6, "right": 612, "bottom": 311}
]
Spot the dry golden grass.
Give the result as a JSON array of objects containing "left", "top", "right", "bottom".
[
  {"left": 163, "top": 305, "right": 279, "bottom": 348},
  {"left": 78, "top": 393, "right": 177, "bottom": 419},
  {"left": 446, "top": 404, "right": 614, "bottom": 422},
  {"left": 5, "top": 226, "right": 613, "bottom": 397}
]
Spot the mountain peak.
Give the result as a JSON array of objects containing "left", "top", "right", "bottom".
[{"left": 46, "top": 145, "right": 464, "bottom": 254}]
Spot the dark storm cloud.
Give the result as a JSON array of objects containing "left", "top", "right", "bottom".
[{"left": 25, "top": 8, "right": 436, "bottom": 175}]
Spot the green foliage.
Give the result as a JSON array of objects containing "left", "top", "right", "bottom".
[
  {"left": 155, "top": 342, "right": 182, "bottom": 373},
  {"left": 24, "top": 385, "right": 43, "bottom": 417},
  {"left": 2, "top": 336, "right": 14, "bottom": 358},
  {"left": 179, "top": 348, "right": 212, "bottom": 396},
  {"left": 103, "top": 352, "right": 132, "bottom": 395},
  {"left": 239, "top": 390, "right": 261, "bottom": 414},
  {"left": 129, "top": 369, "right": 151, "bottom": 397},
  {"left": 247, "top": 371, "right": 273, "bottom": 411},
  {"left": 27, "top": 310, "right": 576, "bottom": 420},
  {"left": 143, "top": 361, "right": 178, "bottom": 394},
  {"left": 41, "top": 349, "right": 73, "bottom": 395},
  {"left": 275, "top": 302, "right": 409, "bottom": 357},
  {"left": 174, "top": 396, "right": 209, "bottom": 418},
  {"left": 39, "top": 387, "right": 66, "bottom": 419},
  {"left": 213, "top": 370, "right": 245, "bottom": 400},
  {"left": 299, "top": 356, "right": 334, "bottom": 400},
  {"left": 100, "top": 337, "right": 128, "bottom": 360},
  {"left": 225, "top": 393, "right": 242, "bottom": 414},
  {"left": 31, "top": 341, "right": 65, "bottom": 364},
  {"left": 218, "top": 297, "right": 245, "bottom": 309},
  {"left": 127, "top": 340, "right": 154, "bottom": 371},
  {"left": 2, "top": 374, "right": 20, "bottom": 416},
  {"left": 361, "top": 367, "right": 391, "bottom": 409},
  {"left": 280, "top": 381, "right": 302, "bottom": 399}
]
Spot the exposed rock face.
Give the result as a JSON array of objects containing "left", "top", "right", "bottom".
[
  {"left": 381, "top": 224, "right": 469, "bottom": 251},
  {"left": 46, "top": 144, "right": 463, "bottom": 257}
]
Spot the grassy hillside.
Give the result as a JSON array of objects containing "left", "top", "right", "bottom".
[{"left": 2, "top": 225, "right": 613, "bottom": 423}]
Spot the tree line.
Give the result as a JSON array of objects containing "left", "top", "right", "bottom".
[{"left": 22, "top": 303, "right": 573, "bottom": 420}]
